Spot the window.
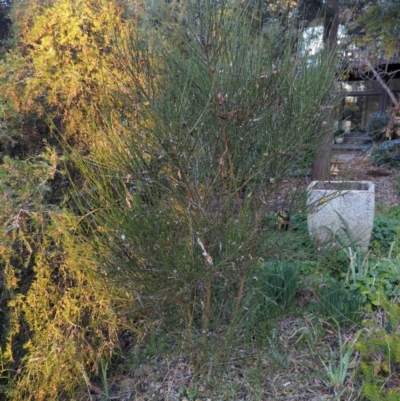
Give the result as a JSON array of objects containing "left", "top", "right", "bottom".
[
  {"left": 338, "top": 74, "right": 400, "bottom": 132},
  {"left": 337, "top": 79, "right": 386, "bottom": 132},
  {"left": 388, "top": 79, "right": 400, "bottom": 107},
  {"left": 337, "top": 81, "right": 382, "bottom": 92},
  {"left": 343, "top": 95, "right": 381, "bottom": 131}
]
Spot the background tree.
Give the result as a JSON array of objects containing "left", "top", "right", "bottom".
[
  {"left": 301, "top": 0, "right": 340, "bottom": 180},
  {"left": 350, "top": 0, "right": 400, "bottom": 58}
]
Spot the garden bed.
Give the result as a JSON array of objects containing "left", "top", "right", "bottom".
[{"left": 272, "top": 149, "right": 400, "bottom": 210}]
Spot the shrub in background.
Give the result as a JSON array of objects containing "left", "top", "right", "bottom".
[
  {"left": 371, "top": 139, "right": 400, "bottom": 167},
  {"left": 366, "top": 112, "right": 390, "bottom": 142}
]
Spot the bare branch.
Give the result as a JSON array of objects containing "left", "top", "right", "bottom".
[{"left": 363, "top": 59, "right": 399, "bottom": 107}]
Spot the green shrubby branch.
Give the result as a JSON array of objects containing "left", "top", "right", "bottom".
[{"left": 66, "top": 0, "right": 340, "bottom": 371}]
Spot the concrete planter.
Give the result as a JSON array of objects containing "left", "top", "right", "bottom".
[{"left": 307, "top": 181, "right": 375, "bottom": 251}]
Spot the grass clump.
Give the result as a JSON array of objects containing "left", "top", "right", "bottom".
[
  {"left": 252, "top": 261, "right": 299, "bottom": 313},
  {"left": 318, "top": 282, "right": 362, "bottom": 326},
  {"left": 242, "top": 261, "right": 299, "bottom": 340}
]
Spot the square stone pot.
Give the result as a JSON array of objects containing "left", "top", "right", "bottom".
[{"left": 307, "top": 181, "right": 375, "bottom": 252}]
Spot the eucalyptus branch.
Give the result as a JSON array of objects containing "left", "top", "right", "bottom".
[{"left": 363, "top": 59, "right": 399, "bottom": 108}]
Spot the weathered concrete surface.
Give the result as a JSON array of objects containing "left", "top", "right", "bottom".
[{"left": 307, "top": 181, "right": 375, "bottom": 252}]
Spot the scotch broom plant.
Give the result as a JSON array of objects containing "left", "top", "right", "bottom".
[{"left": 69, "top": 0, "right": 341, "bottom": 371}]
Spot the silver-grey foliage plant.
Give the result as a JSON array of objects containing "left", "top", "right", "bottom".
[{"left": 72, "top": 0, "right": 341, "bottom": 369}]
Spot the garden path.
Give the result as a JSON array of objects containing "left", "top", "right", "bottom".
[{"left": 273, "top": 149, "right": 400, "bottom": 210}]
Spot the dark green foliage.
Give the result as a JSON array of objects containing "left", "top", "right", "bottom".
[
  {"left": 290, "top": 213, "right": 308, "bottom": 234},
  {"left": 283, "top": 213, "right": 315, "bottom": 254},
  {"left": 371, "top": 215, "right": 400, "bottom": 254},
  {"left": 318, "top": 283, "right": 362, "bottom": 326},
  {"left": 249, "top": 261, "right": 299, "bottom": 313},
  {"left": 297, "top": 0, "right": 324, "bottom": 22},
  {"left": 371, "top": 139, "right": 400, "bottom": 167},
  {"left": 386, "top": 205, "right": 400, "bottom": 219},
  {"left": 242, "top": 261, "right": 299, "bottom": 340},
  {"left": 365, "top": 112, "right": 390, "bottom": 141},
  {"left": 0, "top": 0, "right": 11, "bottom": 54},
  {"left": 319, "top": 248, "right": 349, "bottom": 277},
  {"left": 350, "top": 0, "right": 400, "bottom": 58}
]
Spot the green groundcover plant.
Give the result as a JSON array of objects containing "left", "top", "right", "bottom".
[
  {"left": 357, "top": 302, "right": 400, "bottom": 401},
  {"left": 242, "top": 260, "right": 299, "bottom": 339},
  {"left": 371, "top": 214, "right": 400, "bottom": 255}
]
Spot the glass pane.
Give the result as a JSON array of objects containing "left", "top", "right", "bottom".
[
  {"left": 389, "top": 79, "right": 400, "bottom": 91},
  {"left": 343, "top": 95, "right": 381, "bottom": 131},
  {"left": 337, "top": 81, "right": 382, "bottom": 92}
]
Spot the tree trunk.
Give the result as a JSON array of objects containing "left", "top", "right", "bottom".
[{"left": 311, "top": 0, "right": 339, "bottom": 181}]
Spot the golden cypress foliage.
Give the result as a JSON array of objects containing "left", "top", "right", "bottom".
[
  {"left": 1, "top": 0, "right": 140, "bottom": 148},
  {"left": 0, "top": 151, "right": 137, "bottom": 400},
  {"left": 0, "top": 1, "right": 142, "bottom": 399}
]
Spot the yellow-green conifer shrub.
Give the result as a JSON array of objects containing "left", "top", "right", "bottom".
[
  {"left": 0, "top": 0, "right": 140, "bottom": 150},
  {"left": 0, "top": 152, "right": 136, "bottom": 400},
  {"left": 357, "top": 302, "right": 400, "bottom": 401},
  {"left": 0, "top": 1, "right": 144, "bottom": 398}
]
